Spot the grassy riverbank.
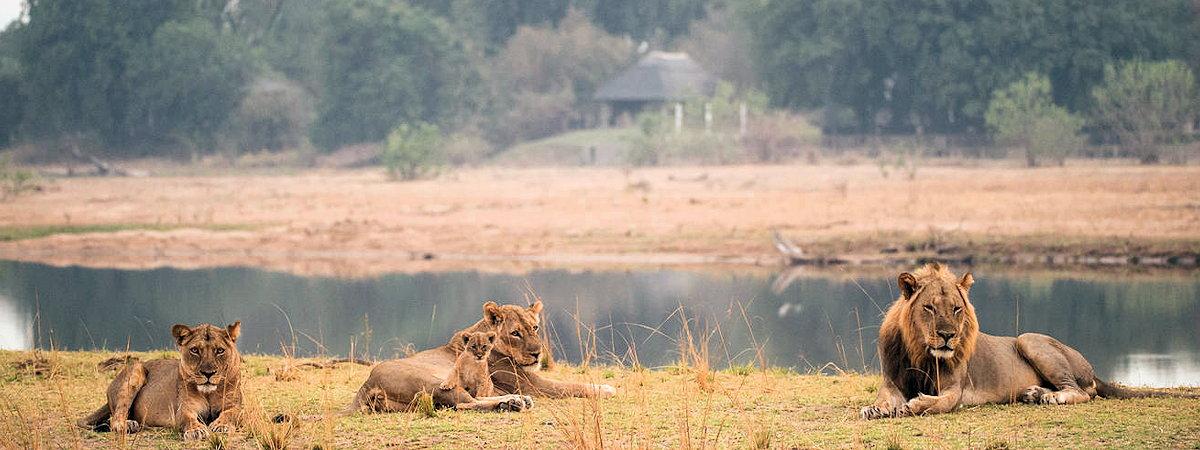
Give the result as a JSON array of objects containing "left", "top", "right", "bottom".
[{"left": 2, "top": 350, "right": 1198, "bottom": 448}]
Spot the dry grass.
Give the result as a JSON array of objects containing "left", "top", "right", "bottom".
[
  {"left": 1, "top": 163, "right": 1198, "bottom": 276},
  {"left": 1, "top": 350, "right": 1198, "bottom": 448}
]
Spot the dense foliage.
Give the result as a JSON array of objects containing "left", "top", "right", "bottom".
[
  {"left": 743, "top": 0, "right": 1199, "bottom": 134},
  {"left": 0, "top": 0, "right": 1196, "bottom": 163}
]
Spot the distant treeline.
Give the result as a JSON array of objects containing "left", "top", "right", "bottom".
[{"left": 0, "top": 0, "right": 1196, "bottom": 160}]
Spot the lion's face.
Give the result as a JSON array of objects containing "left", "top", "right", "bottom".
[
  {"left": 898, "top": 269, "right": 976, "bottom": 361},
  {"left": 462, "top": 331, "right": 497, "bottom": 360},
  {"left": 481, "top": 301, "right": 543, "bottom": 369},
  {"left": 171, "top": 322, "right": 242, "bottom": 393}
]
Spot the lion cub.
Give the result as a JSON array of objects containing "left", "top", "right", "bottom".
[{"left": 439, "top": 331, "right": 496, "bottom": 397}]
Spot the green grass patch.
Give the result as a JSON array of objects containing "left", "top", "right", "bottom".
[{"left": 0, "top": 223, "right": 257, "bottom": 242}]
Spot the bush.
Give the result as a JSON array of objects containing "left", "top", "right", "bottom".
[
  {"left": 382, "top": 123, "right": 442, "bottom": 181},
  {"left": 442, "top": 130, "right": 493, "bottom": 167},
  {"left": 1091, "top": 60, "right": 1198, "bottom": 164},
  {"left": 229, "top": 78, "right": 315, "bottom": 154},
  {"left": 985, "top": 73, "right": 1085, "bottom": 166},
  {"left": 741, "top": 112, "right": 821, "bottom": 162},
  {"left": 482, "top": 9, "right": 633, "bottom": 147}
]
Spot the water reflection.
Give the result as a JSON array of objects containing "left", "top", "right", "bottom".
[{"left": 0, "top": 260, "right": 1197, "bottom": 387}]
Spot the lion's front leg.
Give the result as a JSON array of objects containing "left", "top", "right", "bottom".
[
  {"left": 176, "top": 396, "right": 209, "bottom": 441},
  {"left": 106, "top": 360, "right": 149, "bottom": 433},
  {"left": 861, "top": 378, "right": 908, "bottom": 420},
  {"left": 905, "top": 387, "right": 963, "bottom": 416},
  {"left": 208, "top": 405, "right": 240, "bottom": 434}
]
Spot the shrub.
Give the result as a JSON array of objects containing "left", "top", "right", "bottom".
[
  {"left": 382, "top": 123, "right": 442, "bottom": 181},
  {"left": 442, "top": 130, "right": 493, "bottom": 167},
  {"left": 985, "top": 73, "right": 1085, "bottom": 166},
  {"left": 741, "top": 112, "right": 821, "bottom": 162},
  {"left": 1091, "top": 60, "right": 1198, "bottom": 164},
  {"left": 229, "top": 78, "right": 315, "bottom": 154}
]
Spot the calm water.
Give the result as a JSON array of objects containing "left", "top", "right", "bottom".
[{"left": 1, "top": 260, "right": 1197, "bottom": 387}]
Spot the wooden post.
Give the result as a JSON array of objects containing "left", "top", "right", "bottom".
[
  {"left": 674, "top": 102, "right": 683, "bottom": 134},
  {"left": 738, "top": 102, "right": 748, "bottom": 138},
  {"left": 704, "top": 102, "right": 712, "bottom": 134}
]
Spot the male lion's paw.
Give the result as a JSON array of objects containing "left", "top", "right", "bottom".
[
  {"left": 182, "top": 426, "right": 210, "bottom": 441},
  {"left": 110, "top": 419, "right": 141, "bottom": 434},
  {"left": 521, "top": 395, "right": 534, "bottom": 409},
  {"left": 860, "top": 405, "right": 888, "bottom": 420},
  {"left": 210, "top": 422, "right": 235, "bottom": 434},
  {"left": 1019, "top": 386, "right": 1052, "bottom": 404}
]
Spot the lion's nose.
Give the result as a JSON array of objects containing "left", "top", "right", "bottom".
[
  {"left": 530, "top": 352, "right": 541, "bottom": 360},
  {"left": 201, "top": 369, "right": 217, "bottom": 378},
  {"left": 937, "top": 330, "right": 956, "bottom": 340}
]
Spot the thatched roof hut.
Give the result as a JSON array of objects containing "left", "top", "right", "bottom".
[{"left": 594, "top": 51, "right": 718, "bottom": 123}]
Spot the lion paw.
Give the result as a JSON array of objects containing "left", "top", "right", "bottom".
[
  {"left": 110, "top": 419, "right": 140, "bottom": 434},
  {"left": 860, "top": 405, "right": 888, "bottom": 420},
  {"left": 183, "top": 426, "right": 210, "bottom": 441},
  {"left": 1019, "top": 386, "right": 1052, "bottom": 404},
  {"left": 595, "top": 384, "right": 617, "bottom": 397},
  {"left": 496, "top": 395, "right": 530, "bottom": 412},
  {"left": 210, "top": 422, "right": 235, "bottom": 434}
]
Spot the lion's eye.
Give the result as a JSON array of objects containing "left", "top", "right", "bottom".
[
  {"left": 215, "top": 348, "right": 225, "bottom": 355},
  {"left": 532, "top": 325, "right": 539, "bottom": 332},
  {"left": 922, "top": 305, "right": 935, "bottom": 314},
  {"left": 190, "top": 348, "right": 200, "bottom": 356},
  {"left": 953, "top": 307, "right": 963, "bottom": 315},
  {"left": 511, "top": 330, "right": 521, "bottom": 338}
]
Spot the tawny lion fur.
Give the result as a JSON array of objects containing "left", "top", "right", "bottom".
[
  {"left": 78, "top": 322, "right": 244, "bottom": 440},
  {"left": 862, "top": 263, "right": 1196, "bottom": 420}
]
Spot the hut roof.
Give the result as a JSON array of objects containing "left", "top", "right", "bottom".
[{"left": 593, "top": 52, "right": 718, "bottom": 102}]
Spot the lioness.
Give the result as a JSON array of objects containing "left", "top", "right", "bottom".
[
  {"left": 862, "top": 263, "right": 1196, "bottom": 419},
  {"left": 353, "top": 300, "right": 616, "bottom": 412},
  {"left": 439, "top": 331, "right": 496, "bottom": 397},
  {"left": 78, "top": 322, "right": 244, "bottom": 440}
]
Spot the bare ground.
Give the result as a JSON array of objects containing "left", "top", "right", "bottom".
[{"left": 2, "top": 162, "right": 1199, "bottom": 276}]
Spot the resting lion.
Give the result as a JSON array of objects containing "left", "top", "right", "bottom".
[
  {"left": 353, "top": 300, "right": 616, "bottom": 412},
  {"left": 862, "top": 263, "right": 1197, "bottom": 419},
  {"left": 78, "top": 322, "right": 244, "bottom": 440}
]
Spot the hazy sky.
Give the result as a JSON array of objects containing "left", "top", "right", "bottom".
[{"left": 0, "top": 0, "right": 20, "bottom": 27}]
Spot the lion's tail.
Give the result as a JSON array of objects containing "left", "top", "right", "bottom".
[{"left": 1095, "top": 379, "right": 1200, "bottom": 399}]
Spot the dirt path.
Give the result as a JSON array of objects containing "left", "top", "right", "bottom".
[{"left": 2, "top": 163, "right": 1198, "bottom": 276}]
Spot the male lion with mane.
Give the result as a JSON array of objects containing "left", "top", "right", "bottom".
[
  {"left": 78, "top": 322, "right": 244, "bottom": 440},
  {"left": 352, "top": 300, "right": 615, "bottom": 412},
  {"left": 862, "top": 263, "right": 1197, "bottom": 419}
]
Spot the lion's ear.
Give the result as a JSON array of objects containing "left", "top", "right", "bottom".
[
  {"left": 528, "top": 300, "right": 543, "bottom": 315},
  {"left": 959, "top": 272, "right": 974, "bottom": 292},
  {"left": 486, "top": 332, "right": 496, "bottom": 343},
  {"left": 171, "top": 324, "right": 192, "bottom": 346},
  {"left": 483, "top": 301, "right": 502, "bottom": 325},
  {"left": 226, "top": 321, "right": 241, "bottom": 343},
  {"left": 898, "top": 272, "right": 918, "bottom": 300},
  {"left": 462, "top": 334, "right": 471, "bottom": 345}
]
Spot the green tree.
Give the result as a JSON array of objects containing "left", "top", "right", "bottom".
[
  {"left": 483, "top": 9, "right": 632, "bottom": 146},
  {"left": 383, "top": 122, "right": 442, "bottom": 180},
  {"left": 0, "top": 25, "right": 23, "bottom": 148},
  {"left": 1090, "top": 60, "right": 1198, "bottom": 163},
  {"left": 310, "top": 0, "right": 480, "bottom": 151},
  {"left": 986, "top": 73, "right": 1084, "bottom": 166},
  {"left": 742, "top": 0, "right": 1198, "bottom": 134},
  {"left": 124, "top": 18, "right": 253, "bottom": 154}
]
